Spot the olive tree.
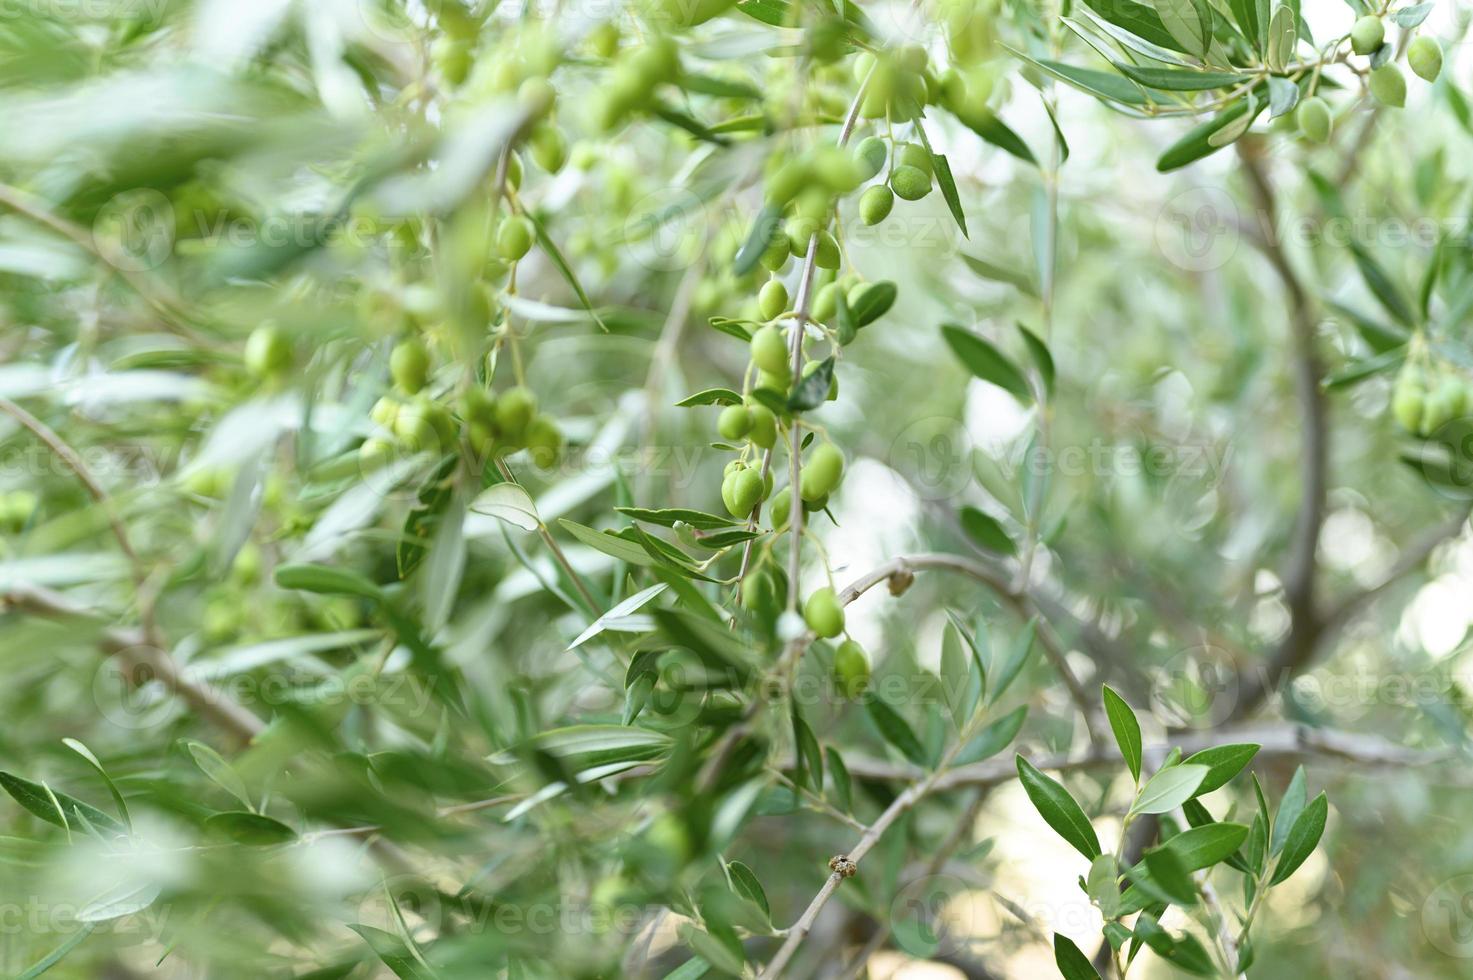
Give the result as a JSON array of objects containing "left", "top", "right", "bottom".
[{"left": 0, "top": 0, "right": 1468, "bottom": 977}]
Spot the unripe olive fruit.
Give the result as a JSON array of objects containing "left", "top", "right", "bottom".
[
  {"left": 859, "top": 184, "right": 894, "bottom": 226},
  {"left": 525, "top": 416, "right": 564, "bottom": 466},
  {"left": 496, "top": 386, "right": 538, "bottom": 441},
  {"left": 812, "top": 147, "right": 863, "bottom": 192},
  {"left": 589, "top": 20, "right": 620, "bottom": 57},
  {"left": 724, "top": 467, "right": 765, "bottom": 517},
  {"left": 890, "top": 164, "right": 932, "bottom": 201},
  {"left": 1350, "top": 15, "right": 1384, "bottom": 56},
  {"left": 393, "top": 409, "right": 438, "bottom": 451},
  {"left": 854, "top": 136, "right": 888, "bottom": 180},
  {"left": 767, "top": 160, "right": 809, "bottom": 207},
  {"left": 359, "top": 436, "right": 394, "bottom": 469},
  {"left": 505, "top": 152, "right": 524, "bottom": 191},
  {"left": 1408, "top": 36, "right": 1443, "bottom": 82},
  {"left": 370, "top": 395, "right": 401, "bottom": 429},
  {"left": 389, "top": 338, "right": 430, "bottom": 394},
  {"left": 1296, "top": 97, "right": 1332, "bottom": 142},
  {"left": 814, "top": 230, "right": 840, "bottom": 270},
  {"left": 800, "top": 442, "right": 844, "bottom": 501},
  {"left": 750, "top": 325, "right": 790, "bottom": 376},
  {"left": 498, "top": 215, "right": 536, "bottom": 260},
  {"left": 433, "top": 37, "right": 473, "bottom": 86},
  {"left": 760, "top": 230, "right": 791, "bottom": 272},
  {"left": 803, "top": 586, "right": 845, "bottom": 638},
  {"left": 833, "top": 638, "right": 871, "bottom": 696},
  {"left": 1392, "top": 378, "right": 1426, "bottom": 433},
  {"left": 718, "top": 404, "right": 754, "bottom": 440},
  {"left": 1370, "top": 64, "right": 1406, "bottom": 107},
  {"left": 244, "top": 325, "right": 291, "bottom": 378},
  {"left": 896, "top": 141, "right": 932, "bottom": 176},
  {"left": 786, "top": 217, "right": 820, "bottom": 256},
  {"left": 770, "top": 485, "right": 798, "bottom": 531},
  {"left": 759, "top": 279, "right": 788, "bottom": 321},
  {"left": 813, "top": 282, "right": 840, "bottom": 323},
  {"left": 530, "top": 124, "right": 568, "bottom": 172},
  {"left": 748, "top": 403, "right": 777, "bottom": 449}
]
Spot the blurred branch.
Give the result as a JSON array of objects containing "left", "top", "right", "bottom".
[
  {"left": 0, "top": 183, "right": 213, "bottom": 346},
  {"left": 1237, "top": 141, "right": 1329, "bottom": 718}
]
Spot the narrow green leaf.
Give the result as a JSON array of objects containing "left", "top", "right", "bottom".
[
  {"left": 1271, "top": 766, "right": 1307, "bottom": 854},
  {"left": 1113, "top": 64, "right": 1242, "bottom": 90},
  {"left": 1054, "top": 934, "right": 1104, "bottom": 979},
  {"left": 526, "top": 210, "right": 606, "bottom": 331},
  {"left": 942, "top": 324, "right": 1032, "bottom": 403},
  {"left": 1271, "top": 792, "right": 1327, "bottom": 883},
  {"left": 960, "top": 505, "right": 1017, "bottom": 555},
  {"left": 1016, "top": 755, "right": 1102, "bottom": 859},
  {"left": 1102, "top": 686, "right": 1142, "bottom": 782},
  {"left": 866, "top": 699, "right": 929, "bottom": 766},
  {"left": 0, "top": 772, "right": 127, "bottom": 837},
  {"left": 956, "top": 108, "right": 1038, "bottom": 165},
  {"left": 1131, "top": 764, "right": 1208, "bottom": 815},
  {"left": 1180, "top": 743, "right": 1258, "bottom": 795},
  {"left": 954, "top": 705, "right": 1027, "bottom": 765}
]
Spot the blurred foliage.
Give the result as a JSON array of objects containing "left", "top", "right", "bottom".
[{"left": 0, "top": 0, "right": 1471, "bottom": 978}]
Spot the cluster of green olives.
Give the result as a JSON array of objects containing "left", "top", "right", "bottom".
[
  {"left": 1392, "top": 359, "right": 1471, "bottom": 437},
  {"left": 589, "top": 34, "right": 682, "bottom": 133},
  {"left": 361, "top": 337, "right": 563, "bottom": 468},
  {"left": 1291, "top": 18, "right": 1441, "bottom": 141},
  {"left": 1355, "top": 16, "right": 1440, "bottom": 111},
  {"left": 799, "top": 586, "right": 872, "bottom": 696}
]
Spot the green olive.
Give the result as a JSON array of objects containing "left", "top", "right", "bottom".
[
  {"left": 1369, "top": 65, "right": 1406, "bottom": 108},
  {"left": 525, "top": 415, "right": 564, "bottom": 467},
  {"left": 370, "top": 395, "right": 401, "bottom": 429},
  {"left": 724, "top": 467, "right": 765, "bottom": 517},
  {"left": 890, "top": 164, "right": 932, "bottom": 201},
  {"left": 389, "top": 338, "right": 430, "bottom": 394},
  {"left": 590, "top": 21, "right": 620, "bottom": 58},
  {"left": 759, "top": 279, "right": 789, "bottom": 321},
  {"left": 496, "top": 386, "right": 538, "bottom": 442},
  {"left": 750, "top": 325, "right": 791, "bottom": 377},
  {"left": 433, "top": 36, "right": 472, "bottom": 86},
  {"left": 1296, "top": 97, "right": 1332, "bottom": 142},
  {"left": 497, "top": 215, "right": 536, "bottom": 261},
  {"left": 800, "top": 442, "right": 844, "bottom": 501},
  {"left": 1392, "top": 378, "right": 1426, "bottom": 434},
  {"left": 803, "top": 586, "right": 845, "bottom": 638},
  {"left": 766, "top": 159, "right": 809, "bottom": 208},
  {"left": 359, "top": 435, "right": 393, "bottom": 469},
  {"left": 1350, "top": 15, "right": 1384, "bottom": 56},
  {"left": 813, "top": 282, "right": 840, "bottom": 323},
  {"left": 718, "top": 404, "right": 754, "bottom": 441},
  {"left": 833, "top": 638, "right": 871, "bottom": 697},
  {"left": 896, "top": 142, "right": 933, "bottom": 176},
  {"left": 814, "top": 230, "right": 840, "bottom": 270},
  {"left": 770, "top": 485, "right": 798, "bottom": 532},
  {"left": 854, "top": 136, "right": 888, "bottom": 180},
  {"left": 859, "top": 185, "right": 894, "bottom": 226},
  {"left": 1408, "top": 36, "right": 1443, "bottom": 82},
  {"left": 244, "top": 325, "right": 292, "bottom": 378},
  {"left": 748, "top": 403, "right": 777, "bottom": 449},
  {"left": 530, "top": 124, "right": 568, "bottom": 172}
]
